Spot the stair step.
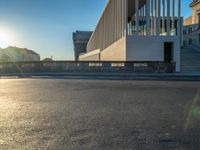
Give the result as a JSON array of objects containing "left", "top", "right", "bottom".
[{"left": 181, "top": 47, "right": 200, "bottom": 72}]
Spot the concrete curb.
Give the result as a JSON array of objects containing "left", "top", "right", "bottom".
[{"left": 1, "top": 72, "right": 200, "bottom": 81}]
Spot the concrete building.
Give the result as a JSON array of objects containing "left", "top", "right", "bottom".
[
  {"left": 73, "top": 31, "right": 92, "bottom": 61},
  {"left": 79, "top": 0, "right": 182, "bottom": 72},
  {"left": 183, "top": 0, "right": 200, "bottom": 46}
]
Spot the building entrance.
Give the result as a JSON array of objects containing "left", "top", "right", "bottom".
[
  {"left": 164, "top": 42, "right": 173, "bottom": 62},
  {"left": 199, "top": 33, "right": 200, "bottom": 43}
]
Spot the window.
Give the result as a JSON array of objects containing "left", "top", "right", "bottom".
[
  {"left": 198, "top": 13, "right": 200, "bottom": 28},
  {"left": 189, "top": 27, "right": 192, "bottom": 33},
  {"left": 199, "top": 33, "right": 200, "bottom": 43},
  {"left": 183, "top": 29, "right": 187, "bottom": 35},
  {"left": 189, "top": 39, "right": 192, "bottom": 44}
]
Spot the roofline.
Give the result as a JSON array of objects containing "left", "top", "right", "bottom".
[
  {"left": 86, "top": 0, "right": 111, "bottom": 49},
  {"left": 190, "top": 0, "right": 200, "bottom": 7}
]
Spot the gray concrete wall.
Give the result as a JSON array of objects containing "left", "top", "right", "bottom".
[
  {"left": 101, "top": 37, "right": 126, "bottom": 61},
  {"left": 79, "top": 49, "right": 100, "bottom": 61},
  {"left": 0, "top": 61, "right": 176, "bottom": 73},
  {"left": 126, "top": 36, "right": 181, "bottom": 72},
  {"left": 87, "top": 0, "right": 126, "bottom": 52}
]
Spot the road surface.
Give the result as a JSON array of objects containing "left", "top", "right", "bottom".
[{"left": 0, "top": 78, "right": 200, "bottom": 150}]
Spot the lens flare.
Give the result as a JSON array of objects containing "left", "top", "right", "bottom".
[
  {"left": 192, "top": 106, "right": 200, "bottom": 119},
  {"left": 0, "top": 28, "right": 14, "bottom": 48}
]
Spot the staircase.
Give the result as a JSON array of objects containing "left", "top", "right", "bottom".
[{"left": 181, "top": 45, "right": 200, "bottom": 72}]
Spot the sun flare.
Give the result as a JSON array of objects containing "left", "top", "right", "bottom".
[{"left": 0, "top": 28, "right": 14, "bottom": 48}]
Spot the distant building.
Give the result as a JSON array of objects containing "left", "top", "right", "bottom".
[
  {"left": 79, "top": 0, "right": 182, "bottom": 72},
  {"left": 43, "top": 58, "right": 53, "bottom": 62},
  {"left": 183, "top": 0, "right": 200, "bottom": 46},
  {"left": 72, "top": 31, "right": 92, "bottom": 61},
  {"left": 0, "top": 46, "right": 40, "bottom": 62}
]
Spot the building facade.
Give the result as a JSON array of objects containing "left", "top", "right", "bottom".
[
  {"left": 183, "top": 0, "right": 200, "bottom": 46},
  {"left": 0, "top": 46, "right": 40, "bottom": 62},
  {"left": 79, "top": 0, "right": 182, "bottom": 72},
  {"left": 73, "top": 31, "right": 92, "bottom": 61}
]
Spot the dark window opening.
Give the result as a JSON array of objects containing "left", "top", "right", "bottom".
[
  {"left": 164, "top": 42, "right": 173, "bottom": 62},
  {"left": 199, "top": 34, "right": 200, "bottom": 43}
]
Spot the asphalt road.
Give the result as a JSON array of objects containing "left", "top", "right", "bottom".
[{"left": 0, "top": 78, "right": 200, "bottom": 150}]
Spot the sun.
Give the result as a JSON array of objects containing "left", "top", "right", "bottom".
[{"left": 0, "top": 28, "right": 14, "bottom": 48}]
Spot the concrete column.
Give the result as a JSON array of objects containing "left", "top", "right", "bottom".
[
  {"left": 176, "top": 0, "right": 181, "bottom": 72},
  {"left": 162, "top": 0, "right": 165, "bottom": 34},
  {"left": 177, "top": 0, "right": 181, "bottom": 36},
  {"left": 125, "top": 0, "right": 128, "bottom": 36},
  {"left": 181, "top": 18, "right": 184, "bottom": 47},
  {"left": 142, "top": 6, "right": 145, "bottom": 35},
  {"left": 151, "top": 0, "right": 154, "bottom": 35},
  {"left": 146, "top": 0, "right": 151, "bottom": 36},
  {"left": 135, "top": 0, "right": 139, "bottom": 35},
  {"left": 139, "top": 7, "right": 141, "bottom": 35},
  {"left": 172, "top": 0, "right": 175, "bottom": 35},
  {"left": 167, "top": 0, "right": 170, "bottom": 35},
  {"left": 141, "top": 6, "right": 143, "bottom": 35},
  {"left": 156, "top": 0, "right": 161, "bottom": 36},
  {"left": 154, "top": 0, "right": 157, "bottom": 35}
]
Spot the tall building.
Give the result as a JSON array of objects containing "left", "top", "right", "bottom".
[
  {"left": 191, "top": 0, "right": 200, "bottom": 25},
  {"left": 72, "top": 31, "right": 92, "bottom": 61},
  {"left": 79, "top": 0, "right": 182, "bottom": 72},
  {"left": 183, "top": 0, "right": 200, "bottom": 46}
]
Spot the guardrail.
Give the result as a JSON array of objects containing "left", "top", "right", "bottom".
[{"left": 0, "top": 61, "right": 176, "bottom": 74}]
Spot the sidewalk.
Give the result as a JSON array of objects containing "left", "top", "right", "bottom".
[{"left": 1, "top": 72, "right": 200, "bottom": 81}]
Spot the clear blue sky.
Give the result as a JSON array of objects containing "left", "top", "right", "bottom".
[{"left": 0, "top": 0, "right": 192, "bottom": 60}]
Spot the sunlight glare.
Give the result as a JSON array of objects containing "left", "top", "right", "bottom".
[{"left": 0, "top": 28, "right": 15, "bottom": 48}]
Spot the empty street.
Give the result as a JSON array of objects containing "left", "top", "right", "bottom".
[{"left": 0, "top": 78, "right": 200, "bottom": 150}]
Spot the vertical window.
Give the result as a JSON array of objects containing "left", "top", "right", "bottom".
[
  {"left": 198, "top": 13, "right": 200, "bottom": 29},
  {"left": 183, "top": 29, "right": 186, "bottom": 35},
  {"left": 199, "top": 34, "right": 200, "bottom": 43}
]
